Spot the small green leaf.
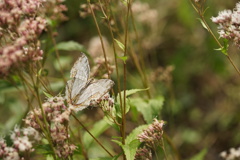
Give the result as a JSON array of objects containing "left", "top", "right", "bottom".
[
  {"left": 42, "top": 91, "right": 53, "bottom": 98},
  {"left": 221, "top": 39, "right": 229, "bottom": 55},
  {"left": 39, "top": 69, "right": 48, "bottom": 77},
  {"left": 197, "top": 18, "right": 209, "bottom": 31},
  {"left": 114, "top": 39, "right": 125, "bottom": 51},
  {"left": 117, "top": 55, "right": 128, "bottom": 64},
  {"left": 117, "top": 88, "right": 149, "bottom": 100},
  {"left": 189, "top": 148, "right": 207, "bottom": 160}
]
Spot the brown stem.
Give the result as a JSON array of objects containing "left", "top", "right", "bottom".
[
  {"left": 72, "top": 113, "right": 113, "bottom": 157},
  {"left": 48, "top": 28, "right": 67, "bottom": 83},
  {"left": 87, "top": 0, "right": 111, "bottom": 78}
]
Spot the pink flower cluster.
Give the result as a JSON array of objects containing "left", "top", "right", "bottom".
[
  {"left": 211, "top": 2, "right": 240, "bottom": 48},
  {"left": 138, "top": 119, "right": 165, "bottom": 147},
  {"left": 135, "top": 119, "right": 165, "bottom": 160},
  {"left": 0, "top": 0, "right": 68, "bottom": 77},
  {"left": 24, "top": 96, "right": 76, "bottom": 158},
  {"left": 0, "top": 126, "right": 41, "bottom": 160},
  {"left": 41, "top": 0, "right": 68, "bottom": 22},
  {"left": 134, "top": 147, "right": 152, "bottom": 160},
  {"left": 0, "top": 0, "right": 46, "bottom": 77}
]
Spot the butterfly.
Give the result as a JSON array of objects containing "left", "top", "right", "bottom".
[{"left": 65, "top": 53, "right": 114, "bottom": 112}]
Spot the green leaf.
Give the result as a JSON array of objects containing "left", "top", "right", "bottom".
[
  {"left": 55, "top": 41, "right": 87, "bottom": 52},
  {"left": 117, "top": 55, "right": 128, "bottom": 64},
  {"left": 149, "top": 96, "right": 164, "bottom": 118},
  {"left": 197, "top": 18, "right": 209, "bottom": 31},
  {"left": 121, "top": 139, "right": 140, "bottom": 160},
  {"left": 129, "top": 98, "right": 151, "bottom": 123},
  {"left": 46, "top": 155, "right": 55, "bottom": 160},
  {"left": 117, "top": 88, "right": 149, "bottom": 102},
  {"left": 112, "top": 139, "right": 139, "bottom": 160},
  {"left": 130, "top": 96, "right": 164, "bottom": 124},
  {"left": 83, "top": 119, "right": 110, "bottom": 149},
  {"left": 189, "top": 148, "right": 207, "bottom": 160},
  {"left": 125, "top": 125, "right": 149, "bottom": 144},
  {"left": 90, "top": 156, "right": 119, "bottom": 160},
  {"left": 114, "top": 39, "right": 125, "bottom": 51},
  {"left": 221, "top": 39, "right": 229, "bottom": 56},
  {"left": 112, "top": 125, "right": 148, "bottom": 160},
  {"left": 115, "top": 89, "right": 149, "bottom": 118},
  {"left": 42, "top": 91, "right": 53, "bottom": 98}
]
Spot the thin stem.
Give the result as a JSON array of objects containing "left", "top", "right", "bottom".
[
  {"left": 163, "top": 133, "right": 180, "bottom": 160},
  {"left": 48, "top": 28, "right": 67, "bottom": 83},
  {"left": 122, "top": 0, "right": 131, "bottom": 147},
  {"left": 161, "top": 137, "right": 168, "bottom": 160},
  {"left": 100, "top": 0, "right": 124, "bottom": 138},
  {"left": 129, "top": 7, "right": 151, "bottom": 98},
  {"left": 77, "top": 130, "right": 89, "bottom": 160},
  {"left": 72, "top": 113, "right": 113, "bottom": 157},
  {"left": 87, "top": 0, "right": 111, "bottom": 78},
  {"left": 193, "top": 4, "right": 240, "bottom": 77},
  {"left": 28, "top": 63, "right": 57, "bottom": 160}
]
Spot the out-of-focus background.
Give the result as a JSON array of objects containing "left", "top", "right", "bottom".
[{"left": 1, "top": 0, "right": 240, "bottom": 159}]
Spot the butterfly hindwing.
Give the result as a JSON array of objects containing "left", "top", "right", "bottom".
[{"left": 73, "top": 79, "right": 114, "bottom": 111}]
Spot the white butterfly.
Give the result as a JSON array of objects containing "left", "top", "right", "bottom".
[{"left": 65, "top": 53, "right": 114, "bottom": 112}]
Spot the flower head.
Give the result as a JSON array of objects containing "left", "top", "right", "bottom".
[
  {"left": 211, "top": 2, "right": 240, "bottom": 48},
  {"left": 138, "top": 119, "right": 165, "bottom": 148}
]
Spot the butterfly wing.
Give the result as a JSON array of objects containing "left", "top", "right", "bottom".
[
  {"left": 72, "top": 79, "right": 114, "bottom": 111},
  {"left": 70, "top": 53, "right": 90, "bottom": 81},
  {"left": 66, "top": 53, "right": 90, "bottom": 106},
  {"left": 65, "top": 78, "right": 88, "bottom": 104}
]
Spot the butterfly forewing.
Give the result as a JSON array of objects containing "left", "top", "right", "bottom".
[{"left": 70, "top": 54, "right": 90, "bottom": 81}]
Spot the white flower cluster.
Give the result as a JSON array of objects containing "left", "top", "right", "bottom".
[
  {"left": 211, "top": 2, "right": 240, "bottom": 48},
  {"left": 220, "top": 147, "right": 240, "bottom": 160},
  {"left": 0, "top": 126, "right": 41, "bottom": 160}
]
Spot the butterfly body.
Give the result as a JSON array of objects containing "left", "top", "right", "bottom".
[{"left": 65, "top": 54, "right": 114, "bottom": 111}]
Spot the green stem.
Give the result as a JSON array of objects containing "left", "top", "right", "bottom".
[
  {"left": 198, "top": 10, "right": 240, "bottom": 77},
  {"left": 100, "top": 0, "right": 124, "bottom": 136}
]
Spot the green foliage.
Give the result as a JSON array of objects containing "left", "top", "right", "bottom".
[
  {"left": 115, "top": 88, "right": 149, "bottom": 118},
  {"left": 114, "top": 39, "right": 125, "bottom": 51},
  {"left": 130, "top": 96, "right": 164, "bottom": 124},
  {"left": 189, "top": 148, "right": 207, "bottom": 160},
  {"left": 112, "top": 125, "right": 148, "bottom": 160},
  {"left": 83, "top": 119, "right": 110, "bottom": 149}
]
